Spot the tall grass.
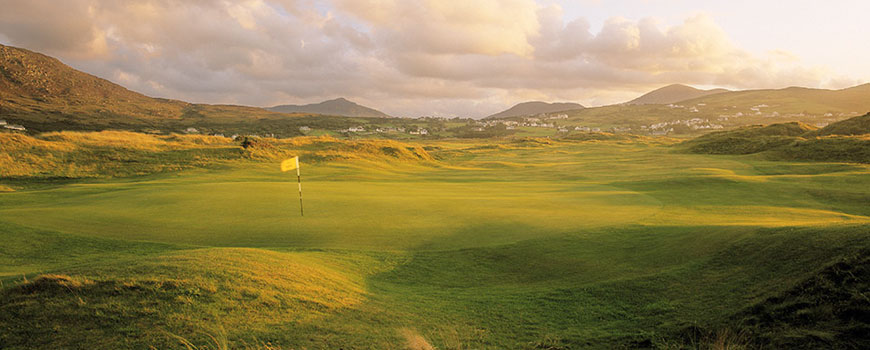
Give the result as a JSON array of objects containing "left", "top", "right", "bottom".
[{"left": 0, "top": 131, "right": 435, "bottom": 180}]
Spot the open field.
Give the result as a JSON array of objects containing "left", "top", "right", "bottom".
[{"left": 2, "top": 134, "right": 869, "bottom": 349}]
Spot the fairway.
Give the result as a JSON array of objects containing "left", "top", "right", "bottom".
[{"left": 2, "top": 140, "right": 869, "bottom": 349}]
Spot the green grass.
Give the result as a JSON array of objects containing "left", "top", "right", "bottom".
[{"left": 2, "top": 135, "right": 869, "bottom": 349}]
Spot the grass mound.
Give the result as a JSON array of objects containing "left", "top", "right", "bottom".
[
  {"left": 0, "top": 131, "right": 242, "bottom": 178},
  {"left": 680, "top": 115, "right": 870, "bottom": 163},
  {"left": 812, "top": 112, "right": 870, "bottom": 136},
  {"left": 0, "top": 132, "right": 435, "bottom": 180},
  {"left": 679, "top": 122, "right": 816, "bottom": 155},
  {"left": 247, "top": 136, "right": 434, "bottom": 162},
  {"left": 771, "top": 135, "right": 870, "bottom": 163},
  {"left": 731, "top": 249, "right": 870, "bottom": 349},
  {"left": 0, "top": 248, "right": 368, "bottom": 349},
  {"left": 665, "top": 248, "right": 870, "bottom": 349}
]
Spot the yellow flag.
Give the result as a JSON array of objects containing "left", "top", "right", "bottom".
[{"left": 281, "top": 156, "right": 299, "bottom": 172}]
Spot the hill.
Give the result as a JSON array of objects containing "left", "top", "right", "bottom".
[
  {"left": 679, "top": 113, "right": 870, "bottom": 163},
  {"left": 811, "top": 112, "right": 870, "bottom": 136},
  {"left": 626, "top": 84, "right": 729, "bottom": 105},
  {"left": 0, "top": 44, "right": 187, "bottom": 120},
  {"left": 681, "top": 84, "right": 870, "bottom": 115},
  {"left": 552, "top": 84, "right": 870, "bottom": 136},
  {"left": 679, "top": 122, "right": 818, "bottom": 155},
  {"left": 0, "top": 44, "right": 300, "bottom": 133},
  {"left": 268, "top": 98, "right": 391, "bottom": 118},
  {"left": 485, "top": 101, "right": 584, "bottom": 119}
]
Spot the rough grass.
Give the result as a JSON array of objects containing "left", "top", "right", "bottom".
[
  {"left": 0, "top": 248, "right": 384, "bottom": 349},
  {"left": 0, "top": 132, "right": 435, "bottom": 181},
  {"left": 731, "top": 248, "right": 870, "bottom": 349},
  {"left": 678, "top": 122, "right": 817, "bottom": 155},
  {"left": 679, "top": 114, "right": 870, "bottom": 163},
  {"left": 811, "top": 112, "right": 870, "bottom": 136}
]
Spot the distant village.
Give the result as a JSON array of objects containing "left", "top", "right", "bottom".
[{"left": 4, "top": 102, "right": 856, "bottom": 139}]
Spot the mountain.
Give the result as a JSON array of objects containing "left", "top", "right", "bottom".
[
  {"left": 0, "top": 43, "right": 186, "bottom": 119},
  {"left": 485, "top": 101, "right": 584, "bottom": 119},
  {"left": 0, "top": 43, "right": 297, "bottom": 133},
  {"left": 268, "top": 98, "right": 391, "bottom": 118},
  {"left": 626, "top": 84, "right": 729, "bottom": 105}
]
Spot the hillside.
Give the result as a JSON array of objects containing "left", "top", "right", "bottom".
[
  {"left": 0, "top": 44, "right": 187, "bottom": 120},
  {"left": 680, "top": 113, "right": 870, "bottom": 163},
  {"left": 485, "top": 101, "right": 584, "bottom": 119},
  {"left": 811, "top": 112, "right": 870, "bottom": 136},
  {"left": 0, "top": 44, "right": 298, "bottom": 133},
  {"left": 268, "top": 98, "right": 391, "bottom": 118},
  {"left": 680, "top": 122, "right": 818, "bottom": 155},
  {"left": 626, "top": 84, "right": 729, "bottom": 105},
  {"left": 682, "top": 84, "right": 870, "bottom": 115},
  {"left": 550, "top": 84, "right": 870, "bottom": 136}
]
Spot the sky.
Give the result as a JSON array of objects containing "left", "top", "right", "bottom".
[{"left": 0, "top": 0, "right": 868, "bottom": 118}]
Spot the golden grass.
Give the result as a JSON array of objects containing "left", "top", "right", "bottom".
[
  {"left": 18, "top": 274, "right": 94, "bottom": 292},
  {"left": 399, "top": 328, "right": 435, "bottom": 350},
  {"left": 0, "top": 132, "right": 437, "bottom": 178},
  {"left": 4, "top": 248, "right": 374, "bottom": 347},
  {"left": 148, "top": 248, "right": 368, "bottom": 312},
  {"left": 643, "top": 205, "right": 870, "bottom": 227}
]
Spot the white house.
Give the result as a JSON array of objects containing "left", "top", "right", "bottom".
[{"left": 4, "top": 124, "right": 26, "bottom": 131}]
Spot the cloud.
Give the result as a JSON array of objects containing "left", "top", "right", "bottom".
[
  {"left": 0, "top": 0, "right": 108, "bottom": 59},
  {"left": 334, "top": 0, "right": 540, "bottom": 56},
  {"left": 0, "top": 0, "right": 850, "bottom": 117}
]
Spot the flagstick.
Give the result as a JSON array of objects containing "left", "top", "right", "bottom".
[{"left": 296, "top": 157, "right": 304, "bottom": 216}]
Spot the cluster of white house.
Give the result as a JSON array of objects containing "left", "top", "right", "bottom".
[
  {"left": 667, "top": 103, "right": 706, "bottom": 113},
  {"left": 476, "top": 117, "right": 604, "bottom": 133},
  {"left": 0, "top": 120, "right": 26, "bottom": 131},
  {"left": 330, "top": 126, "right": 429, "bottom": 135},
  {"left": 644, "top": 118, "right": 725, "bottom": 134},
  {"left": 483, "top": 113, "right": 571, "bottom": 130}
]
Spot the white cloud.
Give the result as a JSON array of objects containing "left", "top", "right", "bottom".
[{"left": 0, "top": 0, "right": 850, "bottom": 117}]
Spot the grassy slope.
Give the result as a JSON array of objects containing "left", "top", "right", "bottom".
[
  {"left": 680, "top": 113, "right": 870, "bottom": 164},
  {"left": 1, "top": 134, "right": 869, "bottom": 349}
]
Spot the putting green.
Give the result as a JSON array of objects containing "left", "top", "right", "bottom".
[{"left": 0, "top": 177, "right": 662, "bottom": 249}]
